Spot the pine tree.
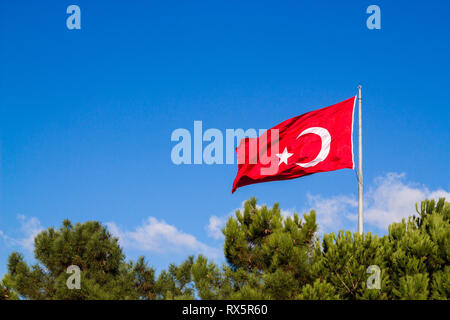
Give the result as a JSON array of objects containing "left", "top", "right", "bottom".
[
  {"left": 191, "top": 197, "right": 318, "bottom": 299},
  {"left": 0, "top": 277, "right": 19, "bottom": 300},
  {"left": 312, "top": 231, "right": 389, "bottom": 299},
  {"left": 386, "top": 198, "right": 450, "bottom": 299},
  {"left": 191, "top": 197, "right": 449, "bottom": 300},
  {"left": 3, "top": 220, "right": 156, "bottom": 299},
  {"left": 311, "top": 198, "right": 449, "bottom": 300},
  {"left": 297, "top": 279, "right": 340, "bottom": 300},
  {"left": 2, "top": 198, "right": 448, "bottom": 300},
  {"left": 154, "top": 256, "right": 195, "bottom": 299}
]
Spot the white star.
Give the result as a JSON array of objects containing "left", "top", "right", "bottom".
[{"left": 276, "top": 147, "right": 294, "bottom": 166}]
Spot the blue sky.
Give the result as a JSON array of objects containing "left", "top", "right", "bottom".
[{"left": 1, "top": 1, "right": 449, "bottom": 277}]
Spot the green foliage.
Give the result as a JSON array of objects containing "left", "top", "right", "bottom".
[
  {"left": 430, "top": 266, "right": 450, "bottom": 299},
  {"left": 2, "top": 198, "right": 449, "bottom": 300},
  {"left": 191, "top": 255, "right": 229, "bottom": 299},
  {"left": 0, "top": 275, "right": 19, "bottom": 300},
  {"left": 154, "top": 256, "right": 195, "bottom": 299},
  {"left": 224, "top": 198, "right": 317, "bottom": 275},
  {"left": 3, "top": 220, "right": 156, "bottom": 299},
  {"left": 206, "top": 197, "right": 449, "bottom": 300},
  {"left": 132, "top": 256, "right": 156, "bottom": 299},
  {"left": 385, "top": 198, "right": 450, "bottom": 299},
  {"left": 220, "top": 197, "right": 318, "bottom": 299},
  {"left": 392, "top": 273, "right": 429, "bottom": 299},
  {"left": 312, "top": 198, "right": 449, "bottom": 300},
  {"left": 297, "top": 279, "right": 340, "bottom": 300},
  {"left": 313, "top": 231, "right": 390, "bottom": 299}
]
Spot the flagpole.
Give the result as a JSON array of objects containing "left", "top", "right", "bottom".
[{"left": 358, "top": 84, "right": 364, "bottom": 235}]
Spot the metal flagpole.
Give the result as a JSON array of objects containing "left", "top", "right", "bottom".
[{"left": 358, "top": 84, "right": 364, "bottom": 235}]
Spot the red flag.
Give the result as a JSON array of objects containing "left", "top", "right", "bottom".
[{"left": 232, "top": 96, "right": 356, "bottom": 193}]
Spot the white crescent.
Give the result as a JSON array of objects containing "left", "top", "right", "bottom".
[{"left": 296, "top": 127, "right": 331, "bottom": 168}]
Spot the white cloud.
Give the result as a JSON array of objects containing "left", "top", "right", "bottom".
[
  {"left": 107, "top": 217, "right": 221, "bottom": 259},
  {"left": 306, "top": 172, "right": 450, "bottom": 234},
  {"left": 16, "top": 215, "right": 44, "bottom": 251},
  {"left": 3, "top": 172, "right": 447, "bottom": 263},
  {"left": 306, "top": 194, "right": 358, "bottom": 234},
  {"left": 207, "top": 203, "right": 245, "bottom": 240},
  {"left": 207, "top": 215, "right": 230, "bottom": 240},
  {"left": 0, "top": 215, "right": 44, "bottom": 251},
  {"left": 2, "top": 214, "right": 222, "bottom": 260},
  {"left": 364, "top": 173, "right": 450, "bottom": 230},
  {"left": 209, "top": 173, "right": 449, "bottom": 237},
  {"left": 0, "top": 230, "right": 7, "bottom": 241}
]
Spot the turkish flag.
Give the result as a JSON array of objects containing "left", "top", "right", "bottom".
[{"left": 232, "top": 96, "right": 356, "bottom": 193}]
